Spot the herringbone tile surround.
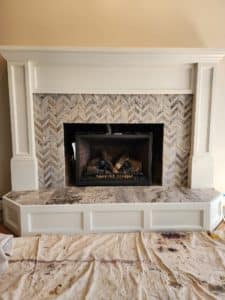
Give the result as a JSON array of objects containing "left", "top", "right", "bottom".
[{"left": 33, "top": 94, "right": 192, "bottom": 188}]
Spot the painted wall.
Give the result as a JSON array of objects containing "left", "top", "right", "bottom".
[
  {"left": 0, "top": 0, "right": 225, "bottom": 47},
  {"left": 0, "top": 0, "right": 225, "bottom": 192}
]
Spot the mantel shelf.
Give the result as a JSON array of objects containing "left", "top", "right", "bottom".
[{"left": 1, "top": 46, "right": 225, "bottom": 63}]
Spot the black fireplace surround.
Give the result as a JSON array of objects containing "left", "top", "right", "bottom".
[{"left": 64, "top": 123, "right": 163, "bottom": 186}]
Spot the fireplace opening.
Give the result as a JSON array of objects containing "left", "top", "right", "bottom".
[{"left": 64, "top": 124, "right": 163, "bottom": 186}]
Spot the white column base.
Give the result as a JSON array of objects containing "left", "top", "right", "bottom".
[
  {"left": 11, "top": 157, "right": 39, "bottom": 191},
  {"left": 189, "top": 153, "right": 214, "bottom": 188}
]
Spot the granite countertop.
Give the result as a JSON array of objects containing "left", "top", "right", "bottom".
[{"left": 4, "top": 186, "right": 221, "bottom": 205}]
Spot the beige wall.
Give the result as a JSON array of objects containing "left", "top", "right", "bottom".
[
  {"left": 0, "top": 0, "right": 225, "bottom": 192},
  {"left": 0, "top": 0, "right": 225, "bottom": 47}
]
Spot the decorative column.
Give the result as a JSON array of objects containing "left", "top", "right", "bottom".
[
  {"left": 189, "top": 63, "right": 218, "bottom": 188},
  {"left": 7, "top": 60, "right": 38, "bottom": 190}
]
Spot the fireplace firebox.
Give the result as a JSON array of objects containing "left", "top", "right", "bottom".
[{"left": 64, "top": 124, "right": 163, "bottom": 186}]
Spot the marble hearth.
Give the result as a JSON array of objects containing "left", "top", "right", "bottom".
[
  {"left": 5, "top": 187, "right": 221, "bottom": 205},
  {"left": 3, "top": 187, "right": 223, "bottom": 235}
]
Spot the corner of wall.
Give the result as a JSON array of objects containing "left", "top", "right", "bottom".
[{"left": 0, "top": 55, "right": 12, "bottom": 195}]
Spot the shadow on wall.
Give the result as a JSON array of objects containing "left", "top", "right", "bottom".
[{"left": 0, "top": 56, "right": 11, "bottom": 195}]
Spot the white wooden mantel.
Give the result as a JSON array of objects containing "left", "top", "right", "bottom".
[{"left": 0, "top": 46, "right": 225, "bottom": 191}]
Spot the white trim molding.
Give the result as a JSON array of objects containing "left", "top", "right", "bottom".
[
  {"left": 6, "top": 60, "right": 38, "bottom": 190},
  {"left": 189, "top": 63, "right": 219, "bottom": 188},
  {"left": 0, "top": 46, "right": 225, "bottom": 190}
]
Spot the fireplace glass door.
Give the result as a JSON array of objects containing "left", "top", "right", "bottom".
[{"left": 64, "top": 123, "right": 163, "bottom": 186}]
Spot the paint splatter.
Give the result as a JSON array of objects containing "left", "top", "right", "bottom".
[
  {"left": 161, "top": 232, "right": 186, "bottom": 239},
  {"left": 168, "top": 247, "right": 178, "bottom": 252}
]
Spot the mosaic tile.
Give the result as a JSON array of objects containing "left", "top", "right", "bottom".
[{"left": 33, "top": 94, "right": 192, "bottom": 188}]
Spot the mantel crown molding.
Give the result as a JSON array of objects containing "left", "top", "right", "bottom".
[{"left": 0, "top": 46, "right": 225, "bottom": 64}]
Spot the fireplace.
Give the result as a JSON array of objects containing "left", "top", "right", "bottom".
[
  {"left": 64, "top": 123, "right": 163, "bottom": 186},
  {"left": 1, "top": 47, "right": 223, "bottom": 191},
  {"left": 1, "top": 47, "right": 224, "bottom": 235}
]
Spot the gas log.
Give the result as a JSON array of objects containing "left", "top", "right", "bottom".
[
  {"left": 85, "top": 151, "right": 143, "bottom": 178},
  {"left": 114, "top": 154, "right": 142, "bottom": 173}
]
